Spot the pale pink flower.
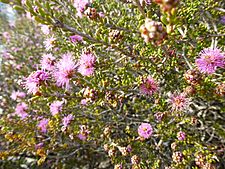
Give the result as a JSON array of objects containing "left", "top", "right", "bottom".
[
  {"left": 77, "top": 125, "right": 90, "bottom": 141},
  {"left": 50, "top": 101, "right": 63, "bottom": 116},
  {"left": 54, "top": 53, "right": 77, "bottom": 89},
  {"left": 37, "top": 118, "right": 49, "bottom": 133},
  {"left": 35, "top": 142, "right": 44, "bottom": 149},
  {"left": 41, "top": 25, "right": 50, "bottom": 35},
  {"left": 98, "top": 12, "right": 105, "bottom": 18},
  {"left": 25, "top": 70, "right": 49, "bottom": 94},
  {"left": 78, "top": 52, "right": 96, "bottom": 76},
  {"left": 81, "top": 99, "right": 88, "bottom": 105},
  {"left": 40, "top": 53, "right": 56, "bottom": 71},
  {"left": 73, "top": 0, "right": 89, "bottom": 17},
  {"left": 14, "top": 102, "right": 28, "bottom": 119},
  {"left": 2, "top": 32, "right": 11, "bottom": 42},
  {"left": 44, "top": 36, "right": 56, "bottom": 51},
  {"left": 62, "top": 114, "right": 74, "bottom": 127},
  {"left": 177, "top": 131, "right": 186, "bottom": 141},
  {"left": 11, "top": 91, "right": 26, "bottom": 100}
]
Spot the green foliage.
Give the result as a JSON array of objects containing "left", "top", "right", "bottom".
[{"left": 0, "top": 0, "right": 225, "bottom": 168}]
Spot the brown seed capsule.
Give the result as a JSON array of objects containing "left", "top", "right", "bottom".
[
  {"left": 84, "top": 7, "right": 97, "bottom": 19},
  {"left": 109, "top": 30, "right": 123, "bottom": 41},
  {"left": 114, "top": 164, "right": 123, "bottom": 169},
  {"left": 215, "top": 83, "right": 225, "bottom": 96},
  {"left": 140, "top": 19, "right": 167, "bottom": 44},
  {"left": 171, "top": 142, "right": 177, "bottom": 150},
  {"left": 195, "top": 153, "right": 205, "bottom": 168},
  {"left": 184, "top": 69, "right": 202, "bottom": 86},
  {"left": 103, "top": 127, "right": 111, "bottom": 136},
  {"left": 131, "top": 155, "right": 141, "bottom": 165},
  {"left": 172, "top": 151, "right": 183, "bottom": 163},
  {"left": 184, "top": 86, "right": 196, "bottom": 95},
  {"left": 103, "top": 144, "right": 110, "bottom": 152},
  {"left": 108, "top": 148, "right": 116, "bottom": 157}
]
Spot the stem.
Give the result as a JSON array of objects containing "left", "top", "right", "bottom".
[
  {"left": 54, "top": 20, "right": 135, "bottom": 57},
  {"left": 133, "top": 0, "right": 146, "bottom": 17}
]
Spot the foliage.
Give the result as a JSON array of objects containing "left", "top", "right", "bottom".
[{"left": 0, "top": 0, "right": 225, "bottom": 168}]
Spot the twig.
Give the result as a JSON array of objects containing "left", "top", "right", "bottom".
[{"left": 133, "top": 0, "right": 146, "bottom": 17}]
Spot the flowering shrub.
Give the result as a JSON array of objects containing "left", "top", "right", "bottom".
[{"left": 0, "top": 0, "right": 225, "bottom": 168}]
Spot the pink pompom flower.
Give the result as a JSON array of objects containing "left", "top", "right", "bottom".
[
  {"left": 37, "top": 118, "right": 49, "bottom": 133},
  {"left": 70, "top": 35, "right": 83, "bottom": 43},
  {"left": 195, "top": 48, "right": 225, "bottom": 74},
  {"left": 54, "top": 53, "right": 77, "bottom": 89},
  {"left": 14, "top": 102, "right": 28, "bottom": 119},
  {"left": 77, "top": 125, "right": 90, "bottom": 141},
  {"left": 78, "top": 52, "right": 96, "bottom": 76},
  {"left": 62, "top": 114, "right": 74, "bottom": 128},
  {"left": 140, "top": 76, "right": 158, "bottom": 95},
  {"left": 73, "top": 0, "right": 89, "bottom": 17},
  {"left": 44, "top": 36, "right": 56, "bottom": 51},
  {"left": 138, "top": 123, "right": 153, "bottom": 139},
  {"left": 50, "top": 101, "right": 63, "bottom": 116},
  {"left": 177, "top": 131, "right": 186, "bottom": 141},
  {"left": 40, "top": 53, "right": 56, "bottom": 71},
  {"left": 11, "top": 91, "right": 26, "bottom": 100},
  {"left": 169, "top": 92, "right": 189, "bottom": 111},
  {"left": 25, "top": 70, "right": 49, "bottom": 94}
]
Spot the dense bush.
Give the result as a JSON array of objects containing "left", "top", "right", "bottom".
[{"left": 0, "top": 0, "right": 225, "bottom": 168}]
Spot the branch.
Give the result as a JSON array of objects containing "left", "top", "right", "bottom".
[{"left": 133, "top": 0, "right": 146, "bottom": 17}]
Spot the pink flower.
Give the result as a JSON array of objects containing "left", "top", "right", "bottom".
[
  {"left": 50, "top": 101, "right": 63, "bottom": 116},
  {"left": 62, "top": 114, "right": 74, "bottom": 127},
  {"left": 140, "top": 76, "right": 158, "bottom": 95},
  {"left": 35, "top": 142, "right": 44, "bottom": 150},
  {"left": 37, "top": 118, "right": 49, "bottom": 133},
  {"left": 221, "top": 15, "right": 225, "bottom": 24},
  {"left": 2, "top": 32, "right": 11, "bottom": 41},
  {"left": 70, "top": 35, "right": 83, "bottom": 43},
  {"left": 73, "top": 0, "right": 89, "bottom": 17},
  {"left": 81, "top": 99, "right": 88, "bottom": 105},
  {"left": 40, "top": 53, "right": 56, "bottom": 71},
  {"left": 44, "top": 36, "right": 56, "bottom": 51},
  {"left": 138, "top": 123, "right": 153, "bottom": 139},
  {"left": 77, "top": 125, "right": 90, "bottom": 141},
  {"left": 170, "top": 92, "right": 189, "bottom": 111},
  {"left": 195, "top": 48, "right": 225, "bottom": 74},
  {"left": 11, "top": 91, "right": 26, "bottom": 100},
  {"left": 98, "top": 12, "right": 105, "bottom": 18},
  {"left": 41, "top": 25, "right": 50, "bottom": 35},
  {"left": 54, "top": 53, "right": 77, "bottom": 89},
  {"left": 14, "top": 102, "right": 28, "bottom": 119},
  {"left": 78, "top": 52, "right": 96, "bottom": 76},
  {"left": 177, "top": 131, "right": 186, "bottom": 141},
  {"left": 25, "top": 70, "right": 49, "bottom": 94}
]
